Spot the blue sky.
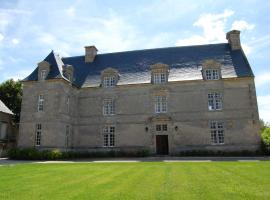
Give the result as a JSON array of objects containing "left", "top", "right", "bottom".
[{"left": 0, "top": 0, "right": 269, "bottom": 122}]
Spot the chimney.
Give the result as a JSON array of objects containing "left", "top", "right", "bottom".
[
  {"left": 226, "top": 30, "right": 241, "bottom": 50},
  {"left": 85, "top": 45, "right": 98, "bottom": 63}
]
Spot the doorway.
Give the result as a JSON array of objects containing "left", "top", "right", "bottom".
[{"left": 156, "top": 135, "right": 169, "bottom": 155}]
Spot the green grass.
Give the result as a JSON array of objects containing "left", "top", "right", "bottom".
[{"left": 0, "top": 162, "right": 270, "bottom": 200}]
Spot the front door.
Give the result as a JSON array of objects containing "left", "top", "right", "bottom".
[{"left": 156, "top": 135, "right": 169, "bottom": 155}]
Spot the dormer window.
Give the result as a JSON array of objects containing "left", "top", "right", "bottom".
[
  {"left": 205, "top": 69, "right": 219, "bottom": 80},
  {"left": 103, "top": 76, "right": 116, "bottom": 88},
  {"left": 153, "top": 72, "right": 167, "bottom": 84},
  {"left": 101, "top": 68, "right": 119, "bottom": 88},
  {"left": 150, "top": 63, "right": 169, "bottom": 84},
  {"left": 38, "top": 60, "right": 50, "bottom": 81},
  {"left": 63, "top": 64, "right": 74, "bottom": 83},
  {"left": 202, "top": 60, "right": 221, "bottom": 80},
  {"left": 40, "top": 70, "right": 47, "bottom": 80}
]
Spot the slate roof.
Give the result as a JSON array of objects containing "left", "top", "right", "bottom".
[
  {"left": 0, "top": 100, "right": 13, "bottom": 115},
  {"left": 23, "top": 43, "right": 254, "bottom": 88}
]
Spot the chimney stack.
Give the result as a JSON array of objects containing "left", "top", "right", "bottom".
[
  {"left": 226, "top": 30, "right": 241, "bottom": 50},
  {"left": 85, "top": 46, "right": 98, "bottom": 63}
]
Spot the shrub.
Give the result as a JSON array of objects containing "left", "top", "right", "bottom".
[
  {"left": 261, "top": 127, "right": 270, "bottom": 155},
  {"left": 8, "top": 148, "right": 151, "bottom": 160}
]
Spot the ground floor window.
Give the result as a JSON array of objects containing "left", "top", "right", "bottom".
[
  {"left": 156, "top": 124, "right": 167, "bottom": 131},
  {"left": 210, "top": 121, "right": 224, "bottom": 144},
  {"left": 65, "top": 125, "right": 70, "bottom": 148},
  {"left": 103, "top": 126, "right": 115, "bottom": 147},
  {"left": 0, "top": 122, "right": 8, "bottom": 140},
  {"left": 35, "top": 123, "right": 42, "bottom": 146}
]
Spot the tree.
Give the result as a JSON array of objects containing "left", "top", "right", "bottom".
[
  {"left": 0, "top": 79, "right": 22, "bottom": 123},
  {"left": 261, "top": 127, "right": 270, "bottom": 155},
  {"left": 260, "top": 119, "right": 270, "bottom": 132}
]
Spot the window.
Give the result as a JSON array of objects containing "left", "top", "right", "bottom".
[
  {"left": 103, "top": 99, "right": 115, "bottom": 115},
  {"left": 37, "top": 94, "right": 44, "bottom": 111},
  {"left": 35, "top": 123, "right": 42, "bottom": 146},
  {"left": 65, "top": 125, "right": 70, "bottom": 148},
  {"left": 66, "top": 73, "right": 71, "bottom": 81},
  {"left": 40, "top": 70, "right": 47, "bottom": 80},
  {"left": 66, "top": 96, "right": 70, "bottom": 113},
  {"left": 0, "top": 122, "right": 8, "bottom": 140},
  {"left": 103, "top": 126, "right": 115, "bottom": 147},
  {"left": 210, "top": 121, "right": 224, "bottom": 144},
  {"left": 103, "top": 76, "right": 116, "bottom": 87},
  {"left": 156, "top": 124, "right": 167, "bottom": 131},
  {"left": 208, "top": 92, "right": 222, "bottom": 111},
  {"left": 153, "top": 72, "right": 167, "bottom": 84},
  {"left": 205, "top": 69, "right": 219, "bottom": 80},
  {"left": 155, "top": 96, "right": 167, "bottom": 113}
]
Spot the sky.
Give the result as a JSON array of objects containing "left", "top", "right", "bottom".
[{"left": 0, "top": 0, "right": 269, "bottom": 122}]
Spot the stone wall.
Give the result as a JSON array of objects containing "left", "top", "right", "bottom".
[{"left": 18, "top": 77, "right": 260, "bottom": 154}]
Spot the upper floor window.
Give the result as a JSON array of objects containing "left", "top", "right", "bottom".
[
  {"left": 151, "top": 63, "right": 169, "bottom": 84},
  {"left": 205, "top": 69, "right": 219, "bottom": 80},
  {"left": 155, "top": 96, "right": 167, "bottom": 113},
  {"left": 153, "top": 73, "right": 167, "bottom": 84},
  {"left": 103, "top": 99, "right": 115, "bottom": 115},
  {"left": 103, "top": 76, "right": 116, "bottom": 88},
  {"left": 103, "top": 126, "right": 115, "bottom": 147},
  {"left": 66, "top": 96, "right": 70, "bottom": 113},
  {"left": 35, "top": 123, "right": 42, "bottom": 146},
  {"left": 210, "top": 121, "right": 224, "bottom": 145},
  {"left": 37, "top": 94, "right": 44, "bottom": 111},
  {"left": 208, "top": 92, "right": 222, "bottom": 111},
  {"left": 40, "top": 70, "right": 47, "bottom": 80}
]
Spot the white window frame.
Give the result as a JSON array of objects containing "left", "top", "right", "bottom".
[
  {"left": 153, "top": 72, "right": 167, "bottom": 84},
  {"left": 208, "top": 92, "right": 222, "bottom": 111},
  {"left": 103, "top": 126, "right": 115, "bottom": 147},
  {"left": 37, "top": 94, "right": 44, "bottom": 112},
  {"left": 210, "top": 121, "right": 224, "bottom": 145},
  {"left": 155, "top": 96, "right": 167, "bottom": 113},
  {"left": 0, "top": 122, "right": 8, "bottom": 140},
  {"left": 40, "top": 70, "right": 47, "bottom": 80},
  {"left": 205, "top": 69, "right": 220, "bottom": 80},
  {"left": 103, "top": 76, "right": 116, "bottom": 88},
  {"left": 35, "top": 123, "right": 42, "bottom": 146},
  {"left": 103, "top": 99, "right": 115, "bottom": 116},
  {"left": 156, "top": 124, "right": 168, "bottom": 131}
]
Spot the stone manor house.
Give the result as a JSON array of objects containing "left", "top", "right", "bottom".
[{"left": 18, "top": 30, "right": 260, "bottom": 155}]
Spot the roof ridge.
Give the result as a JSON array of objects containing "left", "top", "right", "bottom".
[{"left": 63, "top": 43, "right": 228, "bottom": 59}]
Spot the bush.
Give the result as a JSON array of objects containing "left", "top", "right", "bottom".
[
  {"left": 7, "top": 148, "right": 151, "bottom": 160},
  {"left": 175, "top": 150, "right": 261, "bottom": 157},
  {"left": 261, "top": 127, "right": 270, "bottom": 155}
]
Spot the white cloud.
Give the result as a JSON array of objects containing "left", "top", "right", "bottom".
[
  {"left": 231, "top": 20, "right": 255, "bottom": 31},
  {"left": 255, "top": 72, "right": 270, "bottom": 86},
  {"left": 76, "top": 15, "right": 138, "bottom": 53},
  {"left": 66, "top": 7, "right": 76, "bottom": 17},
  {"left": 258, "top": 95, "right": 270, "bottom": 123},
  {"left": 175, "top": 9, "right": 234, "bottom": 46},
  {"left": 11, "top": 38, "right": 19, "bottom": 45},
  {"left": 38, "top": 33, "right": 57, "bottom": 45},
  {"left": 175, "top": 10, "right": 255, "bottom": 55},
  {"left": 3, "top": 69, "right": 32, "bottom": 81}
]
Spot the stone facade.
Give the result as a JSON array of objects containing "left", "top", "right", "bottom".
[{"left": 18, "top": 30, "right": 260, "bottom": 154}]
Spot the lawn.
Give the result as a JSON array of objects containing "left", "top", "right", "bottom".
[{"left": 0, "top": 161, "right": 270, "bottom": 200}]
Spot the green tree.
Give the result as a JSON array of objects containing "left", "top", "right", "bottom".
[
  {"left": 0, "top": 79, "right": 22, "bottom": 123},
  {"left": 261, "top": 127, "right": 270, "bottom": 155}
]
